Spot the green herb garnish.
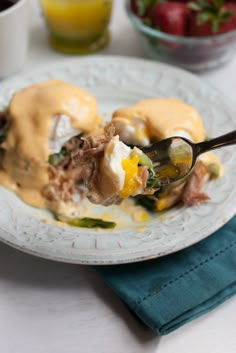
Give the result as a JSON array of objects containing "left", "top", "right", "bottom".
[
  {"left": 48, "top": 147, "right": 67, "bottom": 166},
  {"left": 207, "top": 163, "right": 220, "bottom": 178},
  {"left": 137, "top": 151, "right": 161, "bottom": 189},
  {"left": 146, "top": 169, "right": 161, "bottom": 189},
  {"left": 56, "top": 214, "right": 116, "bottom": 229},
  {"left": 136, "top": 195, "right": 156, "bottom": 211},
  {"left": 138, "top": 152, "right": 153, "bottom": 170},
  {"left": 24, "top": 161, "right": 31, "bottom": 171}
]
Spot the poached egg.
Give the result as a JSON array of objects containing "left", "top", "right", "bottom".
[{"left": 87, "top": 136, "right": 149, "bottom": 206}]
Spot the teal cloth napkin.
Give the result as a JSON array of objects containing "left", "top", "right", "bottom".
[{"left": 95, "top": 216, "right": 236, "bottom": 335}]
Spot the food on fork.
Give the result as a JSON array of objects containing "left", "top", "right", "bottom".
[
  {"left": 111, "top": 98, "right": 223, "bottom": 211},
  {"left": 46, "top": 125, "right": 157, "bottom": 207}
]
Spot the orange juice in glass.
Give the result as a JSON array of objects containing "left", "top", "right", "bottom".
[{"left": 40, "top": 0, "right": 113, "bottom": 54}]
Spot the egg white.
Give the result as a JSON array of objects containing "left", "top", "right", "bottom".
[
  {"left": 102, "top": 136, "right": 131, "bottom": 192},
  {"left": 49, "top": 114, "right": 81, "bottom": 153},
  {"left": 102, "top": 136, "right": 146, "bottom": 198},
  {"left": 112, "top": 116, "right": 150, "bottom": 147}
]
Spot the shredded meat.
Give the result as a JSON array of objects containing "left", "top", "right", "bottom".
[
  {"left": 137, "top": 166, "right": 148, "bottom": 188},
  {"left": 137, "top": 167, "right": 156, "bottom": 195},
  {"left": 42, "top": 124, "right": 116, "bottom": 204},
  {"left": 182, "top": 161, "right": 210, "bottom": 205},
  {"left": 87, "top": 187, "right": 123, "bottom": 207},
  {"left": 152, "top": 161, "right": 211, "bottom": 211},
  {"left": 159, "top": 182, "right": 187, "bottom": 210},
  {"left": 42, "top": 166, "right": 83, "bottom": 203}
]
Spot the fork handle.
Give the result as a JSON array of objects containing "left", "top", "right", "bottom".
[{"left": 195, "top": 130, "right": 236, "bottom": 155}]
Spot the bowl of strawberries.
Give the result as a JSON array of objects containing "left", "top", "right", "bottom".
[{"left": 127, "top": 0, "right": 236, "bottom": 71}]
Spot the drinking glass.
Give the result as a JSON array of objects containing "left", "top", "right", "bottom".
[{"left": 40, "top": 0, "right": 113, "bottom": 54}]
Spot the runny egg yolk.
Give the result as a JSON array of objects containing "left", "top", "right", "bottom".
[{"left": 119, "top": 155, "right": 141, "bottom": 199}]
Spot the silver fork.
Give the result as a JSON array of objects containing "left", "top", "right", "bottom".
[{"left": 141, "top": 130, "right": 236, "bottom": 186}]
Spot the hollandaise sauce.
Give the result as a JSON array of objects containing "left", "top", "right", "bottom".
[
  {"left": 0, "top": 80, "right": 99, "bottom": 213},
  {"left": 40, "top": 0, "right": 113, "bottom": 54}
]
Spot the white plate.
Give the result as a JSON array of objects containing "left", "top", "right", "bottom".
[{"left": 0, "top": 56, "right": 236, "bottom": 265}]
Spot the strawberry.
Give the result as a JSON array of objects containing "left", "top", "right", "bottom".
[
  {"left": 170, "top": 0, "right": 191, "bottom": 2},
  {"left": 130, "top": 0, "right": 138, "bottom": 14},
  {"left": 188, "top": 0, "right": 236, "bottom": 36},
  {"left": 220, "top": 3, "right": 236, "bottom": 32},
  {"left": 147, "top": 2, "right": 191, "bottom": 36}
]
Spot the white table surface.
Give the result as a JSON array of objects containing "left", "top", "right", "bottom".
[{"left": 1, "top": 1, "right": 236, "bottom": 352}]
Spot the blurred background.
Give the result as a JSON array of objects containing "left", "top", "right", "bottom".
[{"left": 22, "top": 0, "right": 235, "bottom": 100}]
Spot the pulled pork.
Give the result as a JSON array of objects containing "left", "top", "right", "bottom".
[
  {"left": 156, "top": 161, "right": 210, "bottom": 210},
  {"left": 42, "top": 125, "right": 115, "bottom": 204},
  {"left": 182, "top": 160, "right": 210, "bottom": 205}
]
